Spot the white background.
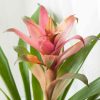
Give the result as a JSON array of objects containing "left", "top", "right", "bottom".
[{"left": 0, "top": 0, "right": 100, "bottom": 99}]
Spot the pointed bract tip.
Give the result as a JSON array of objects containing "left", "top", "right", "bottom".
[
  {"left": 64, "top": 14, "right": 76, "bottom": 23},
  {"left": 6, "top": 28, "right": 15, "bottom": 32},
  {"left": 72, "top": 14, "right": 78, "bottom": 23},
  {"left": 23, "top": 16, "right": 30, "bottom": 19},
  {"left": 23, "top": 16, "right": 33, "bottom": 25},
  {"left": 23, "top": 16, "right": 30, "bottom": 22},
  {"left": 70, "top": 14, "right": 79, "bottom": 22},
  {"left": 40, "top": 4, "right": 47, "bottom": 11}
]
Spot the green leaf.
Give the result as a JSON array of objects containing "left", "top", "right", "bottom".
[
  {"left": 57, "top": 35, "right": 100, "bottom": 76},
  {"left": 87, "top": 94, "right": 100, "bottom": 100},
  {"left": 0, "top": 47, "right": 21, "bottom": 99},
  {"left": 30, "top": 47, "right": 42, "bottom": 62},
  {"left": 14, "top": 45, "right": 30, "bottom": 63},
  {"left": 18, "top": 39, "right": 32, "bottom": 100},
  {"left": 51, "top": 73, "right": 88, "bottom": 100},
  {"left": 14, "top": 45, "right": 29, "bottom": 56},
  {"left": 0, "top": 88, "right": 10, "bottom": 100},
  {"left": 30, "top": 47, "right": 44, "bottom": 100},
  {"left": 19, "top": 62, "right": 31, "bottom": 100},
  {"left": 32, "top": 75, "right": 43, "bottom": 100},
  {"left": 57, "top": 81, "right": 73, "bottom": 100},
  {"left": 69, "top": 77, "right": 100, "bottom": 100},
  {"left": 31, "top": 5, "right": 40, "bottom": 24},
  {"left": 60, "top": 73, "right": 88, "bottom": 85},
  {"left": 57, "top": 34, "right": 100, "bottom": 100}
]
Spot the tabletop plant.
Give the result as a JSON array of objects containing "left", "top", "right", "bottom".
[{"left": 0, "top": 4, "right": 100, "bottom": 100}]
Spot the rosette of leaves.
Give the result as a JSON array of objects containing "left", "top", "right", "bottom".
[{"left": 0, "top": 4, "right": 100, "bottom": 100}]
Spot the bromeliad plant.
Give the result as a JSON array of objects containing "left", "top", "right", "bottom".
[{"left": 0, "top": 4, "right": 100, "bottom": 100}]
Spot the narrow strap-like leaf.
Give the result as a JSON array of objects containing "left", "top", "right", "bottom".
[
  {"left": 69, "top": 77, "right": 100, "bottom": 100},
  {"left": 0, "top": 88, "right": 10, "bottom": 100},
  {"left": 32, "top": 75, "right": 44, "bottom": 100},
  {"left": 58, "top": 73, "right": 88, "bottom": 85},
  {"left": 57, "top": 35, "right": 100, "bottom": 76},
  {"left": 0, "top": 47, "right": 21, "bottom": 99},
  {"left": 57, "top": 81, "right": 73, "bottom": 100},
  {"left": 19, "top": 62, "right": 31, "bottom": 100},
  {"left": 51, "top": 73, "right": 88, "bottom": 100},
  {"left": 57, "top": 34, "right": 100, "bottom": 100},
  {"left": 18, "top": 39, "right": 32, "bottom": 100},
  {"left": 87, "top": 94, "right": 100, "bottom": 100}
]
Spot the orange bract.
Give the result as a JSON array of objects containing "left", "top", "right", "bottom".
[{"left": 23, "top": 54, "right": 42, "bottom": 64}]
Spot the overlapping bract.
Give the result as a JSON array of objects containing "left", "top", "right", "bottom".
[
  {"left": 7, "top": 5, "right": 84, "bottom": 68},
  {"left": 7, "top": 5, "right": 88, "bottom": 100}
]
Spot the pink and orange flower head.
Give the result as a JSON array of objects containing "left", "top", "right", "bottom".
[
  {"left": 4, "top": 3, "right": 100, "bottom": 100},
  {"left": 7, "top": 5, "right": 84, "bottom": 69},
  {"left": 6, "top": 5, "right": 88, "bottom": 100},
  {"left": 7, "top": 5, "right": 84, "bottom": 54}
]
